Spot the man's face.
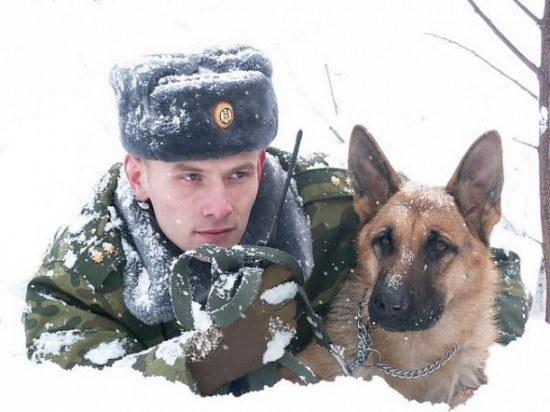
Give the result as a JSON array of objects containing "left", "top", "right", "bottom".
[{"left": 125, "top": 150, "right": 265, "bottom": 251}]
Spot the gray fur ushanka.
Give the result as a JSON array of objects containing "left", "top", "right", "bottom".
[{"left": 109, "top": 45, "right": 278, "bottom": 161}]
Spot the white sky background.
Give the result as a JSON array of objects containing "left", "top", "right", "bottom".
[{"left": 0, "top": 0, "right": 547, "bottom": 410}]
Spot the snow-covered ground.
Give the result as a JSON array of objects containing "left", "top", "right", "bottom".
[{"left": 0, "top": 0, "right": 546, "bottom": 410}]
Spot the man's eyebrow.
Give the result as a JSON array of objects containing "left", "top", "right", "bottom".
[
  {"left": 171, "top": 163, "right": 205, "bottom": 172},
  {"left": 170, "top": 160, "right": 257, "bottom": 173},
  {"left": 229, "top": 161, "right": 256, "bottom": 172}
]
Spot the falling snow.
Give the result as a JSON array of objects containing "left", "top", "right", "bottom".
[{"left": 1, "top": 0, "right": 546, "bottom": 411}]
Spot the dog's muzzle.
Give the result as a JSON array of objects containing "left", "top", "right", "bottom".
[{"left": 368, "top": 276, "right": 443, "bottom": 332}]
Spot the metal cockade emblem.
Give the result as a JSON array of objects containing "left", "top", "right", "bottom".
[{"left": 213, "top": 101, "right": 235, "bottom": 130}]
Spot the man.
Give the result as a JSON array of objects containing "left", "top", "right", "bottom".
[{"left": 24, "top": 45, "right": 529, "bottom": 396}]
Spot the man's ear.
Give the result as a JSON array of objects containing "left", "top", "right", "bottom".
[
  {"left": 124, "top": 154, "right": 150, "bottom": 202},
  {"left": 445, "top": 131, "right": 503, "bottom": 245},
  {"left": 348, "top": 125, "right": 400, "bottom": 223},
  {"left": 257, "top": 149, "right": 267, "bottom": 183}
]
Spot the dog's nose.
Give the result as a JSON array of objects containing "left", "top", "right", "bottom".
[{"left": 370, "top": 290, "right": 409, "bottom": 318}]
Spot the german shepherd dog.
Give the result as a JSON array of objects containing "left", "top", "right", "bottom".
[{"left": 298, "top": 125, "right": 502, "bottom": 407}]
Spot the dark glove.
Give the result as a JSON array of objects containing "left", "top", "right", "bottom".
[{"left": 188, "top": 263, "right": 297, "bottom": 395}]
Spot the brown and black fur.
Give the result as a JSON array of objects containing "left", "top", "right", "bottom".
[{"left": 298, "top": 125, "right": 503, "bottom": 407}]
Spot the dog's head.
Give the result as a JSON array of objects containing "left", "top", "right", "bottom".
[{"left": 348, "top": 125, "right": 503, "bottom": 332}]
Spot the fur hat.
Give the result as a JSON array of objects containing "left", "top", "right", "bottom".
[{"left": 109, "top": 45, "right": 278, "bottom": 161}]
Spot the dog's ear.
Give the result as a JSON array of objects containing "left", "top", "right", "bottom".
[
  {"left": 446, "top": 131, "right": 503, "bottom": 245},
  {"left": 348, "top": 125, "right": 400, "bottom": 223}
]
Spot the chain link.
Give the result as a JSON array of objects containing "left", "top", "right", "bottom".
[
  {"left": 348, "top": 299, "right": 373, "bottom": 371},
  {"left": 335, "top": 300, "right": 459, "bottom": 380},
  {"left": 374, "top": 345, "right": 458, "bottom": 379}
]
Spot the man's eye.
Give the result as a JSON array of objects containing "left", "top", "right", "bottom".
[
  {"left": 229, "top": 171, "right": 247, "bottom": 180},
  {"left": 182, "top": 173, "right": 200, "bottom": 182}
]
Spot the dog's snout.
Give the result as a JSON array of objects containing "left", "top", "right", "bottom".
[{"left": 369, "top": 273, "right": 444, "bottom": 332}]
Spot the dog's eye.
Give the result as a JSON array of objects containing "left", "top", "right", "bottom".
[
  {"left": 426, "top": 232, "right": 456, "bottom": 260},
  {"left": 433, "top": 239, "right": 449, "bottom": 253},
  {"left": 373, "top": 230, "right": 394, "bottom": 256}
]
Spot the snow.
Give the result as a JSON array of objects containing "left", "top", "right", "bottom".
[
  {"left": 261, "top": 281, "right": 299, "bottom": 304},
  {"left": 386, "top": 274, "right": 404, "bottom": 291},
  {"left": 154, "top": 70, "right": 263, "bottom": 93},
  {"left": 30, "top": 330, "right": 84, "bottom": 361},
  {"left": 399, "top": 181, "right": 456, "bottom": 210},
  {"left": 63, "top": 249, "right": 78, "bottom": 270},
  {"left": 1, "top": 0, "right": 548, "bottom": 410},
  {"left": 263, "top": 330, "right": 295, "bottom": 364},
  {"left": 134, "top": 267, "right": 153, "bottom": 310},
  {"left": 212, "top": 272, "right": 240, "bottom": 298},
  {"left": 84, "top": 339, "right": 127, "bottom": 366},
  {"left": 149, "top": 105, "right": 190, "bottom": 137},
  {"left": 106, "top": 206, "right": 123, "bottom": 231},
  {"left": 191, "top": 301, "right": 214, "bottom": 331},
  {"left": 155, "top": 333, "right": 194, "bottom": 366},
  {"left": 68, "top": 210, "right": 98, "bottom": 235},
  {"left": 540, "top": 105, "right": 548, "bottom": 136}
]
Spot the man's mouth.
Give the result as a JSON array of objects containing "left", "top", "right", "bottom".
[{"left": 195, "top": 227, "right": 235, "bottom": 243}]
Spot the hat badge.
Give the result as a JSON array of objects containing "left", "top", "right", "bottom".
[{"left": 213, "top": 101, "right": 235, "bottom": 130}]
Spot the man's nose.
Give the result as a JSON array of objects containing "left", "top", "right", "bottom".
[{"left": 201, "top": 182, "right": 233, "bottom": 219}]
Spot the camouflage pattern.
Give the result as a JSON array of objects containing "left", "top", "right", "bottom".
[
  {"left": 491, "top": 248, "right": 531, "bottom": 344},
  {"left": 24, "top": 150, "right": 530, "bottom": 395},
  {"left": 24, "top": 164, "right": 196, "bottom": 390}
]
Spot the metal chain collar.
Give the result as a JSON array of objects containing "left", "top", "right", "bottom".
[
  {"left": 329, "top": 299, "right": 459, "bottom": 380},
  {"left": 375, "top": 345, "right": 458, "bottom": 379}
]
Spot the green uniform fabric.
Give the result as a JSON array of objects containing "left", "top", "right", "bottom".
[
  {"left": 24, "top": 150, "right": 530, "bottom": 395},
  {"left": 491, "top": 248, "right": 530, "bottom": 345}
]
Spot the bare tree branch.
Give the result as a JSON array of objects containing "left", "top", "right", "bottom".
[
  {"left": 325, "top": 63, "right": 340, "bottom": 116},
  {"left": 527, "top": 233, "right": 544, "bottom": 245},
  {"left": 513, "top": 136, "right": 539, "bottom": 149},
  {"left": 501, "top": 215, "right": 542, "bottom": 244},
  {"left": 466, "top": 0, "right": 540, "bottom": 75},
  {"left": 512, "top": 0, "right": 541, "bottom": 25},
  {"left": 426, "top": 33, "right": 538, "bottom": 99},
  {"left": 329, "top": 125, "right": 345, "bottom": 143},
  {"left": 276, "top": 44, "right": 345, "bottom": 144}
]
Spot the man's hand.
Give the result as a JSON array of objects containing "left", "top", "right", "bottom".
[{"left": 188, "top": 264, "right": 297, "bottom": 395}]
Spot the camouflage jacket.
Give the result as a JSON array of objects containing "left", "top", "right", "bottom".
[{"left": 24, "top": 149, "right": 530, "bottom": 395}]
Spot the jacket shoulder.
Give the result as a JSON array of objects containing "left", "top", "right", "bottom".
[{"left": 43, "top": 163, "right": 125, "bottom": 290}]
